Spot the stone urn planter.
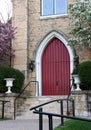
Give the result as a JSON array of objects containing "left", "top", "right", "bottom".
[
  {"left": 72, "top": 74, "right": 81, "bottom": 91},
  {"left": 4, "top": 78, "right": 15, "bottom": 93}
]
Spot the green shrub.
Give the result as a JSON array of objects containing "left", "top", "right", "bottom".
[
  {"left": 72, "top": 61, "right": 91, "bottom": 90},
  {"left": 0, "top": 66, "right": 25, "bottom": 93}
]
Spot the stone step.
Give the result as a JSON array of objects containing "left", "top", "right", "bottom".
[{"left": 15, "top": 95, "right": 73, "bottom": 119}]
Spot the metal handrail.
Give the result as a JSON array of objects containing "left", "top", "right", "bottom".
[
  {"left": 34, "top": 110, "right": 91, "bottom": 130},
  {"left": 33, "top": 110, "right": 91, "bottom": 122},
  {"left": 67, "top": 78, "right": 74, "bottom": 100},
  {"left": 30, "top": 98, "right": 74, "bottom": 111},
  {"left": 30, "top": 98, "right": 75, "bottom": 124},
  {"left": 30, "top": 100, "right": 91, "bottom": 130},
  {"left": 0, "top": 100, "right": 10, "bottom": 119},
  {"left": 30, "top": 98, "right": 75, "bottom": 130},
  {"left": 14, "top": 80, "right": 39, "bottom": 119},
  {"left": 66, "top": 78, "right": 75, "bottom": 114}
]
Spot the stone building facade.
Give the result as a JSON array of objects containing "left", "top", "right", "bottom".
[
  {"left": 1, "top": 0, "right": 91, "bottom": 120},
  {"left": 12, "top": 0, "right": 91, "bottom": 96}
]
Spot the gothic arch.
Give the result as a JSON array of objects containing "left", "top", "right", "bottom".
[{"left": 36, "top": 31, "right": 74, "bottom": 96}]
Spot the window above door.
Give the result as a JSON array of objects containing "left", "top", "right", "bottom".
[{"left": 41, "top": 0, "right": 68, "bottom": 17}]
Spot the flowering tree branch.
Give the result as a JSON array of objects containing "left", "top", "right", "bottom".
[
  {"left": 0, "top": 20, "right": 16, "bottom": 58},
  {"left": 68, "top": 0, "right": 91, "bottom": 48},
  {"left": 0, "top": 0, "right": 16, "bottom": 65}
]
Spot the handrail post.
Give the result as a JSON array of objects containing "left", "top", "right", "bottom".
[
  {"left": 0, "top": 100, "right": 10, "bottom": 119},
  {"left": 39, "top": 108, "right": 43, "bottom": 130},
  {"left": 14, "top": 100, "right": 16, "bottom": 120},
  {"left": 72, "top": 100, "right": 75, "bottom": 116},
  {"left": 60, "top": 100, "right": 64, "bottom": 125},
  {"left": 48, "top": 115, "right": 53, "bottom": 130},
  {"left": 14, "top": 80, "right": 39, "bottom": 119},
  {"left": 2, "top": 101, "right": 5, "bottom": 119}
]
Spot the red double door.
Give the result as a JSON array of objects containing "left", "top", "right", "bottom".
[{"left": 42, "top": 38, "right": 70, "bottom": 95}]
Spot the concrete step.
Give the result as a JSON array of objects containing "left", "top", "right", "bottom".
[{"left": 0, "top": 119, "right": 61, "bottom": 130}]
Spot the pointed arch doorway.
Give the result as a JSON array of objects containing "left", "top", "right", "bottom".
[
  {"left": 42, "top": 37, "right": 70, "bottom": 95},
  {"left": 36, "top": 32, "right": 74, "bottom": 96}
]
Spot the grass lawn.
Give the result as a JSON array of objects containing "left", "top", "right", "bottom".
[
  {"left": 54, "top": 119, "right": 91, "bottom": 130},
  {"left": 0, "top": 117, "right": 12, "bottom": 121}
]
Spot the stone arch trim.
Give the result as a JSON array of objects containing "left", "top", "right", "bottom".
[{"left": 36, "top": 31, "right": 74, "bottom": 96}]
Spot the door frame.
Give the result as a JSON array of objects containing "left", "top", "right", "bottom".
[{"left": 36, "top": 31, "right": 74, "bottom": 96}]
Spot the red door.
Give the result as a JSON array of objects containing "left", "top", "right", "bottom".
[{"left": 42, "top": 38, "right": 70, "bottom": 95}]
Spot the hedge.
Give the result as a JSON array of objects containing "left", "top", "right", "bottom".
[
  {"left": 72, "top": 61, "right": 91, "bottom": 90},
  {"left": 0, "top": 66, "right": 25, "bottom": 93}
]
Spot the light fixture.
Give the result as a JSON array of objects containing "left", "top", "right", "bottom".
[
  {"left": 29, "top": 60, "right": 35, "bottom": 72},
  {"left": 74, "top": 55, "right": 79, "bottom": 68}
]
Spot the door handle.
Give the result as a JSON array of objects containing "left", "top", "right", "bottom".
[{"left": 56, "top": 80, "right": 59, "bottom": 86}]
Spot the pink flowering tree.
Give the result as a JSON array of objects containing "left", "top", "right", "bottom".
[
  {"left": 0, "top": 20, "right": 16, "bottom": 65},
  {"left": 0, "top": 0, "right": 16, "bottom": 66},
  {"left": 0, "top": 21, "right": 15, "bottom": 60}
]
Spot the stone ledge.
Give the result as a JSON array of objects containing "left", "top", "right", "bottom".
[
  {"left": 0, "top": 93, "right": 18, "bottom": 97},
  {"left": 72, "top": 90, "right": 91, "bottom": 95}
]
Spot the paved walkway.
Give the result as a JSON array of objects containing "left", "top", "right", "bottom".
[{"left": 0, "top": 119, "right": 61, "bottom": 130}]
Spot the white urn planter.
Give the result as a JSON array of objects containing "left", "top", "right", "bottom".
[
  {"left": 4, "top": 78, "right": 15, "bottom": 93},
  {"left": 72, "top": 74, "right": 81, "bottom": 91}
]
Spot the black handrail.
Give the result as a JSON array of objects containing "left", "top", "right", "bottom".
[
  {"left": 31, "top": 101, "right": 91, "bottom": 130},
  {"left": 33, "top": 110, "right": 91, "bottom": 122},
  {"left": 14, "top": 80, "right": 39, "bottom": 119},
  {"left": 30, "top": 98, "right": 73, "bottom": 111},
  {"left": 15, "top": 81, "right": 39, "bottom": 100},
  {"left": 30, "top": 98, "right": 75, "bottom": 130},
  {"left": 67, "top": 78, "right": 74, "bottom": 100},
  {"left": 66, "top": 78, "right": 75, "bottom": 114},
  {"left": 0, "top": 100, "right": 10, "bottom": 119}
]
